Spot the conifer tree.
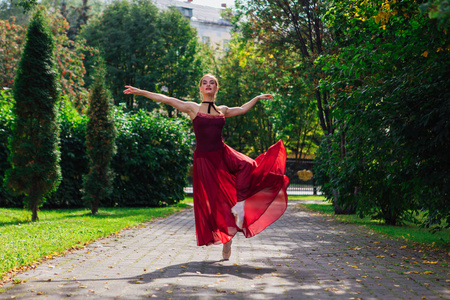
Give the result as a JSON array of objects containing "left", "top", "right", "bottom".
[
  {"left": 83, "top": 62, "right": 117, "bottom": 214},
  {"left": 4, "top": 7, "right": 61, "bottom": 221}
]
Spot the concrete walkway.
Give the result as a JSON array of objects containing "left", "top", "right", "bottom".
[{"left": 1, "top": 202, "right": 449, "bottom": 299}]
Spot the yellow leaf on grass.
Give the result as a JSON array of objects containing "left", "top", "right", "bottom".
[
  {"left": 422, "top": 261, "right": 438, "bottom": 264},
  {"left": 422, "top": 51, "right": 428, "bottom": 57}
]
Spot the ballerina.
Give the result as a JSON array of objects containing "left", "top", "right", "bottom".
[{"left": 124, "top": 74, "right": 289, "bottom": 260}]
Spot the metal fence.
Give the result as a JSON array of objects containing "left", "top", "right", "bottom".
[{"left": 184, "top": 158, "right": 322, "bottom": 196}]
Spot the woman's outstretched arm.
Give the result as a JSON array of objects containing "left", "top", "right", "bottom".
[
  {"left": 124, "top": 86, "right": 199, "bottom": 119},
  {"left": 220, "top": 94, "right": 273, "bottom": 117}
]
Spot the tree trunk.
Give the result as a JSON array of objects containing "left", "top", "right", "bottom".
[
  {"left": 31, "top": 204, "right": 39, "bottom": 221},
  {"left": 91, "top": 201, "right": 99, "bottom": 214}
]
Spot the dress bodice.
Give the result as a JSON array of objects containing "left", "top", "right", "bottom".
[{"left": 193, "top": 112, "right": 225, "bottom": 152}]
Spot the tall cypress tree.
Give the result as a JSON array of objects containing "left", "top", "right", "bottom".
[
  {"left": 82, "top": 63, "right": 117, "bottom": 214},
  {"left": 4, "top": 7, "right": 61, "bottom": 221}
]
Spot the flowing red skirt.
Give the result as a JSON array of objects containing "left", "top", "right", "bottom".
[{"left": 193, "top": 140, "right": 289, "bottom": 246}]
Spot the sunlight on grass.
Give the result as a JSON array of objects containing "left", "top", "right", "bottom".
[
  {"left": 288, "top": 195, "right": 327, "bottom": 201},
  {"left": 0, "top": 204, "right": 188, "bottom": 280},
  {"left": 181, "top": 196, "right": 193, "bottom": 203},
  {"left": 300, "top": 203, "right": 450, "bottom": 249}
]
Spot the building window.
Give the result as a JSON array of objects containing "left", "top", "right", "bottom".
[
  {"left": 202, "top": 36, "right": 211, "bottom": 45},
  {"left": 176, "top": 6, "right": 193, "bottom": 19}
]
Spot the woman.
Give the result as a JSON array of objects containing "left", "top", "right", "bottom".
[{"left": 124, "top": 74, "right": 289, "bottom": 260}]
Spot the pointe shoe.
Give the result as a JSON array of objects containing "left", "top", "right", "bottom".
[{"left": 222, "top": 240, "right": 232, "bottom": 260}]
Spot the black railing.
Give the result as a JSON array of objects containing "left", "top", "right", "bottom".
[{"left": 184, "top": 158, "right": 322, "bottom": 196}]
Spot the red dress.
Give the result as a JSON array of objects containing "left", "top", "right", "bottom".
[{"left": 192, "top": 112, "right": 289, "bottom": 246}]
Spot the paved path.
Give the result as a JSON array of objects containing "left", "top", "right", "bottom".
[{"left": 1, "top": 202, "right": 449, "bottom": 299}]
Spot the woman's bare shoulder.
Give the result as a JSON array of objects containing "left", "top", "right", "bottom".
[{"left": 217, "top": 105, "right": 229, "bottom": 115}]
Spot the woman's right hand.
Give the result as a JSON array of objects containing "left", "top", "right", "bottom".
[{"left": 123, "top": 85, "right": 142, "bottom": 95}]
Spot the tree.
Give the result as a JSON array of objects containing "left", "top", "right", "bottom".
[
  {"left": 315, "top": 0, "right": 450, "bottom": 227},
  {"left": 156, "top": 7, "right": 202, "bottom": 117},
  {"left": 0, "top": 17, "right": 26, "bottom": 88},
  {"left": 82, "top": 62, "right": 117, "bottom": 214},
  {"left": 0, "top": 12, "right": 94, "bottom": 112},
  {"left": 80, "top": 0, "right": 202, "bottom": 111},
  {"left": 4, "top": 7, "right": 61, "bottom": 221},
  {"left": 234, "top": 0, "right": 354, "bottom": 213},
  {"left": 236, "top": 0, "right": 332, "bottom": 136}
]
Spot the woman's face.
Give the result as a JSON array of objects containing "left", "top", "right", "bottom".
[{"left": 199, "top": 76, "right": 218, "bottom": 97}]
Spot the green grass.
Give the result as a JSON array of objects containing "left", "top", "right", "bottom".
[
  {"left": 181, "top": 196, "right": 193, "bottom": 203},
  {"left": 0, "top": 204, "right": 188, "bottom": 280},
  {"left": 288, "top": 195, "right": 326, "bottom": 201},
  {"left": 300, "top": 202, "right": 450, "bottom": 250}
]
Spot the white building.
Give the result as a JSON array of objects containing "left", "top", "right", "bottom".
[{"left": 151, "top": 0, "right": 233, "bottom": 49}]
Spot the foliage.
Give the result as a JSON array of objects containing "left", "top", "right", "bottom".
[
  {"left": 235, "top": 0, "right": 333, "bottom": 136},
  {"left": 47, "top": 99, "right": 88, "bottom": 208},
  {"left": 0, "top": 205, "right": 188, "bottom": 280},
  {"left": 4, "top": 8, "right": 61, "bottom": 221},
  {"left": 420, "top": 0, "right": 450, "bottom": 29},
  {"left": 217, "top": 37, "right": 275, "bottom": 155},
  {"left": 216, "top": 31, "right": 320, "bottom": 162},
  {"left": 83, "top": 63, "right": 117, "bottom": 214},
  {"left": 156, "top": 7, "right": 203, "bottom": 117},
  {"left": 79, "top": 0, "right": 202, "bottom": 111},
  {"left": 0, "top": 88, "right": 23, "bottom": 207},
  {"left": 110, "top": 109, "right": 193, "bottom": 207},
  {"left": 0, "top": 0, "right": 31, "bottom": 25},
  {"left": 0, "top": 17, "right": 26, "bottom": 88},
  {"left": 0, "top": 95, "right": 192, "bottom": 209},
  {"left": 315, "top": 0, "right": 450, "bottom": 227},
  {"left": 0, "top": 10, "right": 94, "bottom": 112}
]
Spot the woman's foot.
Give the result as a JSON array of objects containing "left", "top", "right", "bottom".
[{"left": 222, "top": 240, "right": 232, "bottom": 260}]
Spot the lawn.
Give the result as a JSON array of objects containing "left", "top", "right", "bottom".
[
  {"left": 298, "top": 202, "right": 450, "bottom": 250},
  {"left": 0, "top": 204, "right": 188, "bottom": 281},
  {"left": 1, "top": 195, "right": 447, "bottom": 282}
]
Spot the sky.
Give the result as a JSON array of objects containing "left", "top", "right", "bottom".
[{"left": 179, "top": 0, "right": 236, "bottom": 9}]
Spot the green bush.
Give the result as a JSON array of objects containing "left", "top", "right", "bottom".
[
  {"left": 0, "top": 96, "right": 192, "bottom": 208},
  {"left": 0, "top": 88, "right": 23, "bottom": 207},
  {"left": 46, "top": 99, "right": 88, "bottom": 208},
  {"left": 109, "top": 109, "right": 193, "bottom": 207}
]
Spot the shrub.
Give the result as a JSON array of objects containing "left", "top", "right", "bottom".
[
  {"left": 109, "top": 109, "right": 193, "bottom": 207},
  {"left": 83, "top": 64, "right": 117, "bottom": 214}
]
